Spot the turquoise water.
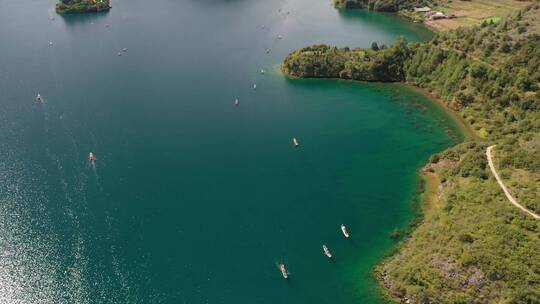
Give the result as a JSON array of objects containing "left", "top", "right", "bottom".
[{"left": 0, "top": 0, "right": 460, "bottom": 303}]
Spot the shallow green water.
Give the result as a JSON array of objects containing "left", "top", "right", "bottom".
[{"left": 0, "top": 0, "right": 460, "bottom": 303}]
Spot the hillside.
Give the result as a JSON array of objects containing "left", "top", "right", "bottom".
[
  {"left": 422, "top": 0, "right": 531, "bottom": 29},
  {"left": 283, "top": 3, "right": 540, "bottom": 303},
  {"left": 333, "top": 0, "right": 530, "bottom": 29}
]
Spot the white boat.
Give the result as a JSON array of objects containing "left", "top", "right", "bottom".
[
  {"left": 260, "top": 69, "right": 265, "bottom": 74},
  {"left": 234, "top": 98, "right": 239, "bottom": 106},
  {"left": 279, "top": 263, "right": 288, "bottom": 279},
  {"left": 266, "top": 49, "right": 270, "bottom": 54},
  {"left": 323, "top": 245, "right": 332, "bottom": 258},
  {"left": 277, "top": 35, "right": 283, "bottom": 39},
  {"left": 35, "top": 94, "right": 43, "bottom": 102},
  {"left": 117, "top": 52, "right": 122, "bottom": 56},
  {"left": 293, "top": 137, "right": 299, "bottom": 147},
  {"left": 49, "top": 41, "right": 53, "bottom": 47},
  {"left": 341, "top": 224, "right": 350, "bottom": 238},
  {"left": 253, "top": 84, "right": 257, "bottom": 90},
  {"left": 122, "top": 48, "right": 128, "bottom": 52},
  {"left": 88, "top": 152, "right": 96, "bottom": 161}
]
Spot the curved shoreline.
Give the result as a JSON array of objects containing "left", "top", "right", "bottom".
[
  {"left": 281, "top": 69, "right": 473, "bottom": 140},
  {"left": 280, "top": 69, "right": 471, "bottom": 302},
  {"left": 377, "top": 84, "right": 470, "bottom": 303}
]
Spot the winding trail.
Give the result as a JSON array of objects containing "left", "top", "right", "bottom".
[{"left": 486, "top": 145, "right": 540, "bottom": 220}]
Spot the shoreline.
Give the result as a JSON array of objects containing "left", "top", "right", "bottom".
[
  {"left": 374, "top": 169, "right": 442, "bottom": 303},
  {"left": 280, "top": 71, "right": 473, "bottom": 303},
  {"left": 279, "top": 69, "right": 473, "bottom": 302},
  {"left": 373, "top": 86, "right": 471, "bottom": 303}
]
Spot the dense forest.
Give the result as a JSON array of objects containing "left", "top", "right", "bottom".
[
  {"left": 283, "top": 3, "right": 540, "bottom": 303},
  {"left": 56, "top": 0, "right": 111, "bottom": 13}
]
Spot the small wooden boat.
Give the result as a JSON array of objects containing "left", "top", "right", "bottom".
[
  {"left": 279, "top": 263, "right": 288, "bottom": 279},
  {"left": 323, "top": 245, "right": 332, "bottom": 258},
  {"left": 341, "top": 224, "right": 350, "bottom": 238}
]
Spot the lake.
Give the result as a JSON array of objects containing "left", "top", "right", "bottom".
[{"left": 0, "top": 0, "right": 461, "bottom": 303}]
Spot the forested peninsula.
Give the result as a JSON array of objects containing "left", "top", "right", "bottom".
[
  {"left": 56, "top": 0, "right": 111, "bottom": 14},
  {"left": 283, "top": 2, "right": 540, "bottom": 303},
  {"left": 333, "top": 0, "right": 432, "bottom": 11}
]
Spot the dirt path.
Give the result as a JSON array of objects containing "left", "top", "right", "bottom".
[{"left": 486, "top": 145, "right": 540, "bottom": 220}]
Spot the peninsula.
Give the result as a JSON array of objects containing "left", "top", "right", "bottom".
[
  {"left": 283, "top": 2, "right": 540, "bottom": 303},
  {"left": 56, "top": 0, "right": 111, "bottom": 14},
  {"left": 333, "top": 0, "right": 430, "bottom": 11}
]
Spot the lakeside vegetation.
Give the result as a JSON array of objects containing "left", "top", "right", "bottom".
[
  {"left": 283, "top": 2, "right": 540, "bottom": 303},
  {"left": 56, "top": 0, "right": 111, "bottom": 14},
  {"left": 333, "top": 0, "right": 432, "bottom": 11}
]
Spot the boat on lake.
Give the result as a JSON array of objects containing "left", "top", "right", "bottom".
[
  {"left": 253, "top": 84, "right": 257, "bottom": 90},
  {"left": 341, "top": 224, "right": 350, "bottom": 238},
  {"left": 323, "top": 245, "right": 332, "bottom": 258},
  {"left": 234, "top": 98, "right": 239, "bottom": 106},
  {"left": 260, "top": 69, "right": 264, "bottom": 74},
  {"left": 279, "top": 263, "right": 288, "bottom": 279},
  {"left": 35, "top": 93, "right": 43, "bottom": 102},
  {"left": 293, "top": 138, "right": 299, "bottom": 146},
  {"left": 88, "top": 152, "right": 96, "bottom": 161}
]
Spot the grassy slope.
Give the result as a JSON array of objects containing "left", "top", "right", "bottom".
[
  {"left": 496, "top": 134, "right": 540, "bottom": 214},
  {"left": 282, "top": 2, "right": 540, "bottom": 303},
  {"left": 379, "top": 141, "right": 540, "bottom": 303}
]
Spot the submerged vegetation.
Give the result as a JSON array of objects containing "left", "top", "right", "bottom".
[
  {"left": 56, "top": 0, "right": 111, "bottom": 14},
  {"left": 283, "top": 2, "right": 540, "bottom": 303}
]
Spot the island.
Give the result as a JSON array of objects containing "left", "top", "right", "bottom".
[
  {"left": 56, "top": 0, "right": 111, "bottom": 14},
  {"left": 283, "top": 2, "right": 540, "bottom": 303}
]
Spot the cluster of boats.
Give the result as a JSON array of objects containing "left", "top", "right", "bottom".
[
  {"left": 234, "top": 12, "right": 287, "bottom": 106},
  {"left": 279, "top": 224, "right": 350, "bottom": 279},
  {"left": 117, "top": 48, "right": 128, "bottom": 56}
]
